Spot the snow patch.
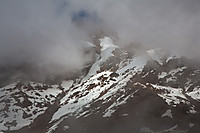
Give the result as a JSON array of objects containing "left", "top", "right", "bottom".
[
  {"left": 162, "top": 109, "right": 173, "bottom": 118},
  {"left": 158, "top": 72, "right": 167, "bottom": 79},
  {"left": 61, "top": 80, "right": 73, "bottom": 91},
  {"left": 82, "top": 37, "right": 118, "bottom": 82},
  {"left": 151, "top": 84, "right": 188, "bottom": 106},
  {"left": 186, "top": 88, "right": 200, "bottom": 100}
]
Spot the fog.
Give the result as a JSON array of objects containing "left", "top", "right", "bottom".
[
  {"left": 0, "top": 0, "right": 200, "bottom": 74},
  {"left": 79, "top": 0, "right": 200, "bottom": 57},
  {"left": 0, "top": 1, "right": 92, "bottom": 71}
]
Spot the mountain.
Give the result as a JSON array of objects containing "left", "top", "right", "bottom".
[{"left": 1, "top": 37, "right": 200, "bottom": 133}]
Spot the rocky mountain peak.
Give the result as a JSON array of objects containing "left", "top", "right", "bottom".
[{"left": 1, "top": 37, "right": 200, "bottom": 133}]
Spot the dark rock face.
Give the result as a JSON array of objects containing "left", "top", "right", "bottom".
[{"left": 1, "top": 37, "right": 200, "bottom": 133}]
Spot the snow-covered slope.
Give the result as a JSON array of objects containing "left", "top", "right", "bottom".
[
  {"left": 1, "top": 37, "right": 200, "bottom": 133},
  {"left": 0, "top": 82, "right": 62, "bottom": 131}
]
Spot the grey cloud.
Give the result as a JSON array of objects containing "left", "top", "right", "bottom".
[
  {"left": 0, "top": 0, "right": 200, "bottom": 70},
  {"left": 0, "top": 0, "right": 90, "bottom": 70},
  {"left": 76, "top": 0, "right": 200, "bottom": 57}
]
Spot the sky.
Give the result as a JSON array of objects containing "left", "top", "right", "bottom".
[{"left": 0, "top": 0, "right": 200, "bottom": 73}]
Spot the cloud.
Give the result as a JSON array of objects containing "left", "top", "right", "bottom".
[
  {"left": 0, "top": 0, "right": 200, "bottom": 71},
  {"left": 68, "top": 0, "right": 200, "bottom": 57},
  {"left": 0, "top": 0, "right": 90, "bottom": 67},
  {"left": 91, "top": 0, "right": 200, "bottom": 57}
]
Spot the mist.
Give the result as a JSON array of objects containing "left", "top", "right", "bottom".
[
  {"left": 79, "top": 0, "right": 200, "bottom": 57},
  {"left": 0, "top": 1, "right": 92, "bottom": 65},
  {"left": 1, "top": 0, "right": 200, "bottom": 75}
]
